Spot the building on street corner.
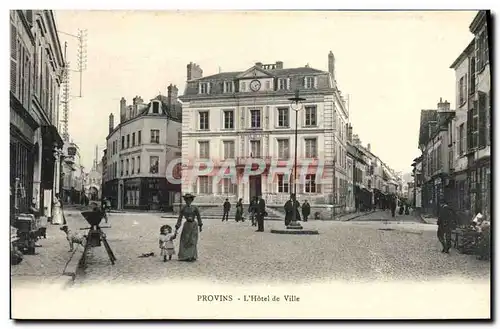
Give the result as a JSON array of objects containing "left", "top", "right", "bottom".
[
  {"left": 10, "top": 10, "right": 64, "bottom": 217},
  {"left": 102, "top": 86, "right": 182, "bottom": 211}
]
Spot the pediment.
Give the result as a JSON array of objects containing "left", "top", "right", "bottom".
[{"left": 236, "top": 66, "right": 274, "bottom": 79}]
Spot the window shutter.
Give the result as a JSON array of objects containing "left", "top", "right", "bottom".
[
  {"left": 466, "top": 110, "right": 472, "bottom": 151},
  {"left": 478, "top": 91, "right": 487, "bottom": 148},
  {"left": 316, "top": 181, "right": 321, "bottom": 193},
  {"left": 302, "top": 77, "right": 306, "bottom": 88},
  {"left": 287, "top": 78, "right": 291, "bottom": 90},
  {"left": 314, "top": 77, "right": 318, "bottom": 89},
  {"left": 208, "top": 177, "right": 213, "bottom": 194},
  {"left": 192, "top": 180, "right": 197, "bottom": 194}
]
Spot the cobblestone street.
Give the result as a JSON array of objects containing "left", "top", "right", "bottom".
[{"left": 70, "top": 212, "right": 490, "bottom": 286}]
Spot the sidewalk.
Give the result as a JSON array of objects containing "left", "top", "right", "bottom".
[
  {"left": 335, "top": 210, "right": 378, "bottom": 221},
  {"left": 11, "top": 212, "right": 86, "bottom": 289},
  {"left": 420, "top": 214, "right": 438, "bottom": 225}
]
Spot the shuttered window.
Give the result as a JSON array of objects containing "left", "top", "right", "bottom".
[
  {"left": 478, "top": 91, "right": 487, "bottom": 148},
  {"left": 10, "top": 23, "right": 17, "bottom": 93}
]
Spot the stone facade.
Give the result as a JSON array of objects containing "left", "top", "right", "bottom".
[{"left": 179, "top": 53, "right": 350, "bottom": 207}]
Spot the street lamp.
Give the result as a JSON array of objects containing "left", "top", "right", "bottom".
[{"left": 287, "top": 90, "right": 306, "bottom": 230}]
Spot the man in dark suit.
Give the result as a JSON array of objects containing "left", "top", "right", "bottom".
[
  {"left": 437, "top": 200, "right": 457, "bottom": 253},
  {"left": 222, "top": 198, "right": 231, "bottom": 222},
  {"left": 256, "top": 195, "right": 266, "bottom": 232}
]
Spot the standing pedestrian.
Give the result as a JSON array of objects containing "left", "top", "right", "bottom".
[
  {"left": 284, "top": 194, "right": 301, "bottom": 226},
  {"left": 222, "top": 198, "right": 231, "bottom": 222},
  {"left": 159, "top": 225, "right": 177, "bottom": 262},
  {"left": 390, "top": 196, "right": 397, "bottom": 218},
  {"left": 301, "top": 200, "right": 311, "bottom": 222},
  {"left": 255, "top": 194, "right": 266, "bottom": 232},
  {"left": 175, "top": 193, "right": 203, "bottom": 262},
  {"left": 437, "top": 200, "right": 457, "bottom": 253},
  {"left": 235, "top": 198, "right": 244, "bottom": 222},
  {"left": 249, "top": 197, "right": 257, "bottom": 226}
]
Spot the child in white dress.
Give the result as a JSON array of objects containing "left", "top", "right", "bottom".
[{"left": 159, "top": 225, "right": 177, "bottom": 262}]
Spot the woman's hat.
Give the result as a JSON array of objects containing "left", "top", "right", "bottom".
[{"left": 183, "top": 193, "right": 195, "bottom": 200}]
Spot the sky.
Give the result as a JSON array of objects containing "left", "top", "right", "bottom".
[{"left": 54, "top": 10, "right": 478, "bottom": 173}]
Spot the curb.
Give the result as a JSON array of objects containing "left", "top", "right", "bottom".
[
  {"left": 418, "top": 214, "right": 436, "bottom": 225},
  {"left": 343, "top": 210, "right": 378, "bottom": 222},
  {"left": 62, "top": 247, "right": 85, "bottom": 282}
]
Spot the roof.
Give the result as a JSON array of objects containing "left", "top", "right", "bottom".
[
  {"left": 418, "top": 110, "right": 437, "bottom": 147},
  {"left": 198, "top": 66, "right": 327, "bottom": 81},
  {"left": 469, "top": 10, "right": 488, "bottom": 34},
  {"left": 449, "top": 39, "right": 475, "bottom": 69}
]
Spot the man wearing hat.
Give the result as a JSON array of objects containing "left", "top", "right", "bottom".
[
  {"left": 284, "top": 193, "right": 301, "bottom": 226},
  {"left": 255, "top": 194, "right": 266, "bottom": 232}
]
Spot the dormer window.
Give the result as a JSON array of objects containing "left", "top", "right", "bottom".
[
  {"left": 152, "top": 101, "right": 160, "bottom": 114},
  {"left": 200, "top": 82, "right": 209, "bottom": 94},
  {"left": 278, "top": 78, "right": 289, "bottom": 90},
  {"left": 224, "top": 81, "right": 233, "bottom": 93},
  {"left": 304, "top": 76, "right": 316, "bottom": 89}
]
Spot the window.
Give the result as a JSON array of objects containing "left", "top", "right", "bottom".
[
  {"left": 121, "top": 136, "right": 125, "bottom": 149},
  {"left": 199, "top": 141, "right": 210, "bottom": 158},
  {"left": 120, "top": 160, "right": 124, "bottom": 176},
  {"left": 132, "top": 132, "right": 136, "bottom": 147},
  {"left": 459, "top": 123, "right": 465, "bottom": 155},
  {"left": 469, "top": 57, "right": 476, "bottom": 94},
  {"left": 137, "top": 156, "right": 140, "bottom": 173},
  {"left": 199, "top": 111, "right": 209, "bottom": 130},
  {"left": 448, "top": 149, "right": 453, "bottom": 171},
  {"left": 178, "top": 131, "right": 182, "bottom": 147},
  {"left": 198, "top": 176, "right": 212, "bottom": 194},
  {"left": 138, "top": 130, "right": 142, "bottom": 144},
  {"left": 131, "top": 157, "right": 135, "bottom": 174},
  {"left": 224, "top": 81, "right": 233, "bottom": 93},
  {"left": 277, "top": 139, "right": 289, "bottom": 159},
  {"left": 478, "top": 91, "right": 487, "bottom": 148},
  {"left": 278, "top": 78, "right": 288, "bottom": 90},
  {"left": 200, "top": 83, "right": 208, "bottom": 94},
  {"left": 305, "top": 106, "right": 317, "bottom": 126},
  {"left": 223, "top": 110, "right": 234, "bottom": 129},
  {"left": 150, "top": 129, "right": 160, "bottom": 144},
  {"left": 221, "top": 178, "right": 237, "bottom": 194},
  {"left": 223, "top": 141, "right": 235, "bottom": 159},
  {"left": 305, "top": 174, "right": 317, "bottom": 193},
  {"left": 126, "top": 134, "right": 130, "bottom": 148},
  {"left": 305, "top": 138, "right": 317, "bottom": 158},
  {"left": 250, "top": 140, "right": 261, "bottom": 157},
  {"left": 250, "top": 109, "right": 261, "bottom": 128},
  {"left": 126, "top": 159, "right": 129, "bottom": 175},
  {"left": 149, "top": 156, "right": 159, "bottom": 174},
  {"left": 277, "top": 107, "right": 289, "bottom": 127},
  {"left": 304, "top": 76, "right": 315, "bottom": 89},
  {"left": 277, "top": 174, "right": 290, "bottom": 193},
  {"left": 152, "top": 101, "right": 160, "bottom": 114},
  {"left": 476, "top": 30, "right": 488, "bottom": 71},
  {"left": 240, "top": 81, "right": 246, "bottom": 92},
  {"left": 459, "top": 76, "right": 466, "bottom": 105}
]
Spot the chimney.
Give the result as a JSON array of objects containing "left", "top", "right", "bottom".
[
  {"left": 255, "top": 62, "right": 263, "bottom": 68},
  {"left": 275, "top": 61, "right": 283, "bottom": 69},
  {"left": 120, "top": 97, "right": 126, "bottom": 123},
  {"left": 437, "top": 97, "right": 451, "bottom": 112},
  {"left": 108, "top": 113, "right": 114, "bottom": 134},
  {"left": 187, "top": 62, "right": 203, "bottom": 81},
  {"left": 328, "top": 51, "right": 335, "bottom": 81},
  {"left": 367, "top": 143, "right": 371, "bottom": 151}
]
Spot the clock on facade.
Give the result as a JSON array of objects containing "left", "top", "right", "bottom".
[{"left": 250, "top": 79, "right": 261, "bottom": 92}]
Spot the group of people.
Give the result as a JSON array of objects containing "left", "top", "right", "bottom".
[
  {"left": 284, "top": 194, "right": 311, "bottom": 225},
  {"left": 222, "top": 195, "right": 267, "bottom": 232}
]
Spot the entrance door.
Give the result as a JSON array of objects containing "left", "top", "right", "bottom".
[{"left": 249, "top": 175, "right": 262, "bottom": 201}]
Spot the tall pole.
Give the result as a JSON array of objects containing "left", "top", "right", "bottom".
[{"left": 287, "top": 90, "right": 305, "bottom": 230}]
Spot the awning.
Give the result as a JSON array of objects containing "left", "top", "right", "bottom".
[{"left": 42, "top": 125, "right": 64, "bottom": 149}]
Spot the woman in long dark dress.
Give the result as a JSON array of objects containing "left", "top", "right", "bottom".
[
  {"left": 235, "top": 198, "right": 244, "bottom": 222},
  {"left": 175, "top": 193, "right": 203, "bottom": 262}
]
